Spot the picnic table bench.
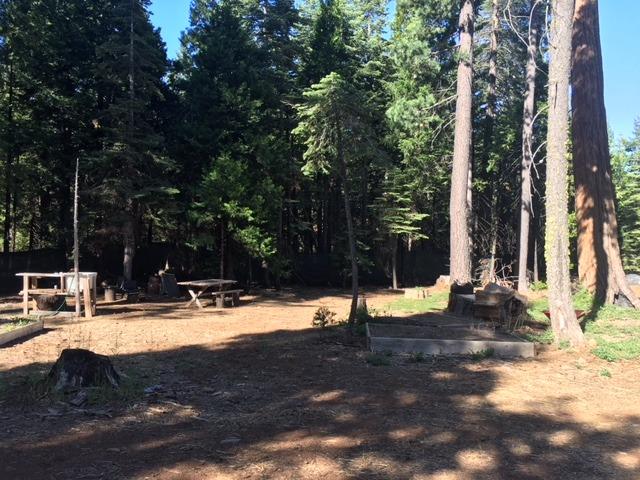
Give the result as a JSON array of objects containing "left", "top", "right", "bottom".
[
  {"left": 177, "top": 279, "right": 242, "bottom": 309},
  {"left": 16, "top": 272, "right": 98, "bottom": 318}
]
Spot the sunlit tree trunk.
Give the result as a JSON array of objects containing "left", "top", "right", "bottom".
[
  {"left": 517, "top": 0, "right": 541, "bottom": 292},
  {"left": 546, "top": 0, "right": 584, "bottom": 345},
  {"left": 486, "top": 0, "right": 500, "bottom": 283},
  {"left": 571, "top": 0, "right": 640, "bottom": 308},
  {"left": 450, "top": 0, "right": 475, "bottom": 284}
]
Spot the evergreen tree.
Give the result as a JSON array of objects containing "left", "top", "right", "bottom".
[
  {"left": 294, "top": 72, "right": 383, "bottom": 324},
  {"left": 93, "top": 0, "right": 172, "bottom": 280}
]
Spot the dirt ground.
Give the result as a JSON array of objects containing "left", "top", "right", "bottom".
[{"left": 1, "top": 288, "right": 639, "bottom": 479}]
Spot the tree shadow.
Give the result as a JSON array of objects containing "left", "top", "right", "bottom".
[{"left": 1, "top": 326, "right": 638, "bottom": 479}]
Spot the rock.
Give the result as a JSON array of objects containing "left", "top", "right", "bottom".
[
  {"left": 614, "top": 294, "right": 633, "bottom": 308},
  {"left": 143, "top": 384, "right": 163, "bottom": 395},
  {"left": 48, "top": 349, "right": 120, "bottom": 392},
  {"left": 435, "top": 275, "right": 451, "bottom": 288},
  {"left": 626, "top": 273, "right": 640, "bottom": 286}
]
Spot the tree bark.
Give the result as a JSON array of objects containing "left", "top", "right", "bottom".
[
  {"left": 73, "top": 157, "right": 81, "bottom": 317},
  {"left": 336, "top": 123, "right": 358, "bottom": 326},
  {"left": 571, "top": 0, "right": 640, "bottom": 308},
  {"left": 517, "top": 0, "right": 541, "bottom": 292},
  {"left": 123, "top": 217, "right": 135, "bottom": 281},
  {"left": 3, "top": 54, "right": 15, "bottom": 253},
  {"left": 391, "top": 235, "right": 399, "bottom": 290},
  {"left": 486, "top": 0, "right": 499, "bottom": 283},
  {"left": 449, "top": 0, "right": 475, "bottom": 284},
  {"left": 545, "top": 0, "right": 584, "bottom": 345}
]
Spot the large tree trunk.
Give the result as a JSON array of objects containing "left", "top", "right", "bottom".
[
  {"left": 123, "top": 217, "right": 135, "bottom": 282},
  {"left": 3, "top": 55, "right": 15, "bottom": 253},
  {"left": 517, "top": 0, "right": 541, "bottom": 292},
  {"left": 336, "top": 126, "right": 358, "bottom": 326},
  {"left": 73, "top": 157, "right": 81, "bottom": 317},
  {"left": 449, "top": 0, "right": 475, "bottom": 284},
  {"left": 486, "top": 0, "right": 499, "bottom": 283},
  {"left": 571, "top": 0, "right": 640, "bottom": 308},
  {"left": 545, "top": 0, "right": 584, "bottom": 345}
]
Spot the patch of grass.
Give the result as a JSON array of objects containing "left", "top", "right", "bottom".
[
  {"left": 585, "top": 311, "right": 640, "bottom": 362},
  {"left": 599, "top": 368, "right": 612, "bottom": 378},
  {"left": 86, "top": 372, "right": 144, "bottom": 406},
  {"left": 519, "top": 328, "right": 555, "bottom": 345},
  {"left": 366, "top": 352, "right": 392, "bottom": 366},
  {"left": 558, "top": 340, "right": 571, "bottom": 350},
  {"left": 530, "top": 281, "right": 547, "bottom": 291},
  {"left": 526, "top": 297, "right": 550, "bottom": 324},
  {"left": 386, "top": 291, "right": 449, "bottom": 313},
  {"left": 470, "top": 348, "right": 494, "bottom": 361},
  {"left": 1, "top": 317, "right": 38, "bottom": 332},
  {"left": 408, "top": 352, "right": 426, "bottom": 363}
]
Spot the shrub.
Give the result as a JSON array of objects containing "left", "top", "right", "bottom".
[{"left": 312, "top": 307, "right": 337, "bottom": 329}]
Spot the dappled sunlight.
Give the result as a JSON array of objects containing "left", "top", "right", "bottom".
[{"left": 2, "top": 288, "right": 640, "bottom": 478}]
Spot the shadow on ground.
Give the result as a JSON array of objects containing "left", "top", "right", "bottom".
[{"left": 0, "top": 307, "right": 638, "bottom": 478}]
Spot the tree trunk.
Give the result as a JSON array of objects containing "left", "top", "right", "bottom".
[
  {"left": 545, "top": 0, "right": 584, "bottom": 345},
  {"left": 571, "top": 0, "right": 640, "bottom": 308},
  {"left": 3, "top": 55, "right": 15, "bottom": 253},
  {"left": 517, "top": 0, "right": 541, "bottom": 292},
  {"left": 123, "top": 217, "right": 135, "bottom": 282},
  {"left": 486, "top": 0, "right": 499, "bottom": 283},
  {"left": 336, "top": 124, "right": 358, "bottom": 326},
  {"left": 449, "top": 0, "right": 475, "bottom": 284},
  {"left": 391, "top": 235, "right": 399, "bottom": 290},
  {"left": 220, "top": 220, "right": 225, "bottom": 278},
  {"left": 73, "top": 157, "right": 81, "bottom": 317}
]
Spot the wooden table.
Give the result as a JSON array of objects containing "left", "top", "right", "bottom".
[
  {"left": 177, "top": 279, "right": 238, "bottom": 309},
  {"left": 16, "top": 272, "right": 98, "bottom": 318}
]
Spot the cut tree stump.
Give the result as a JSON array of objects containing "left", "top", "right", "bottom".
[
  {"left": 34, "top": 294, "right": 66, "bottom": 311},
  {"left": 47, "top": 349, "right": 120, "bottom": 391}
]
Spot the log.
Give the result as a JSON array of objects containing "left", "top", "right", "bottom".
[{"left": 47, "top": 349, "right": 120, "bottom": 391}]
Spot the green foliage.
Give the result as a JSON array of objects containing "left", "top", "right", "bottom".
[
  {"left": 599, "top": 368, "right": 612, "bottom": 378},
  {"left": 471, "top": 348, "right": 494, "bottom": 361},
  {"left": 611, "top": 121, "right": 640, "bottom": 272},
  {"left": 408, "top": 351, "right": 426, "bottom": 363},
  {"left": 519, "top": 328, "right": 555, "bottom": 345},
  {"left": 365, "top": 351, "right": 392, "bottom": 366},
  {"left": 386, "top": 291, "right": 449, "bottom": 313},
  {"left": 312, "top": 306, "right": 338, "bottom": 328},
  {"left": 530, "top": 281, "right": 548, "bottom": 291}
]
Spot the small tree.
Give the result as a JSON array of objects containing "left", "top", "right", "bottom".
[
  {"left": 374, "top": 168, "right": 427, "bottom": 289},
  {"left": 294, "top": 72, "right": 381, "bottom": 326}
]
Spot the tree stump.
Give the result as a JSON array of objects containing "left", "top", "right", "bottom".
[
  {"left": 447, "top": 282, "right": 474, "bottom": 313},
  {"left": 47, "top": 349, "right": 120, "bottom": 391},
  {"left": 34, "top": 294, "right": 65, "bottom": 311}
]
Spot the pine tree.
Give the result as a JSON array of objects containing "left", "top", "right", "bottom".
[
  {"left": 545, "top": 0, "right": 584, "bottom": 345},
  {"left": 93, "top": 0, "right": 171, "bottom": 280},
  {"left": 294, "top": 72, "right": 382, "bottom": 325},
  {"left": 450, "top": 0, "right": 475, "bottom": 284},
  {"left": 571, "top": 0, "right": 639, "bottom": 307}
]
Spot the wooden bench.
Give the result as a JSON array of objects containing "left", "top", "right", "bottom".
[{"left": 211, "top": 289, "right": 244, "bottom": 308}]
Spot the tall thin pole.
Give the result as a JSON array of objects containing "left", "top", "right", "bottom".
[{"left": 74, "top": 157, "right": 80, "bottom": 317}]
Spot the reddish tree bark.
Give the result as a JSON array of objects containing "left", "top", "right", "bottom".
[{"left": 571, "top": 0, "right": 640, "bottom": 308}]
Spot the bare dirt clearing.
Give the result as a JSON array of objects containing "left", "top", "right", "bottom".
[{"left": 1, "top": 288, "right": 639, "bottom": 479}]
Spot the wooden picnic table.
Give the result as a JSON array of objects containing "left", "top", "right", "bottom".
[
  {"left": 177, "top": 278, "right": 240, "bottom": 309},
  {"left": 15, "top": 272, "right": 98, "bottom": 318}
]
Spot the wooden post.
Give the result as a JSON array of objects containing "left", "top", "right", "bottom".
[
  {"left": 22, "top": 275, "right": 29, "bottom": 315},
  {"left": 82, "top": 277, "right": 93, "bottom": 319}
]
